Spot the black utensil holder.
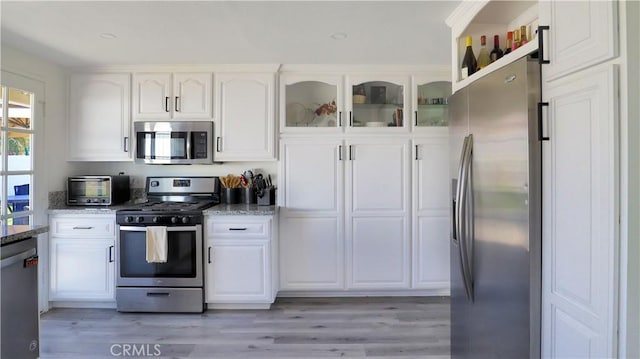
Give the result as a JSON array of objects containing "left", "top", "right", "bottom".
[
  {"left": 224, "top": 188, "right": 241, "bottom": 204},
  {"left": 257, "top": 187, "right": 275, "bottom": 206}
]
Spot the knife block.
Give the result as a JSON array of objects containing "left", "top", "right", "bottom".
[{"left": 257, "top": 188, "right": 275, "bottom": 206}]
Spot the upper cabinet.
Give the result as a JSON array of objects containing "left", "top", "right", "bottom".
[
  {"left": 446, "top": 0, "right": 539, "bottom": 93},
  {"left": 539, "top": 1, "right": 618, "bottom": 82},
  {"left": 133, "top": 72, "right": 212, "bottom": 120},
  {"left": 412, "top": 76, "right": 451, "bottom": 133},
  {"left": 346, "top": 75, "right": 409, "bottom": 133},
  {"left": 68, "top": 73, "right": 132, "bottom": 161},
  {"left": 214, "top": 72, "right": 275, "bottom": 161},
  {"left": 280, "top": 74, "right": 344, "bottom": 133}
]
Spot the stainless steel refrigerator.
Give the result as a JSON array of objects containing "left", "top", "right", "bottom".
[{"left": 449, "top": 54, "right": 542, "bottom": 358}]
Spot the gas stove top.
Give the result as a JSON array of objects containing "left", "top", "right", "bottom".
[{"left": 116, "top": 176, "right": 220, "bottom": 226}]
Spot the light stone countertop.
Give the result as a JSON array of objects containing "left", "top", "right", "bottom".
[
  {"left": 203, "top": 204, "right": 278, "bottom": 216},
  {"left": 1, "top": 224, "right": 49, "bottom": 246}
]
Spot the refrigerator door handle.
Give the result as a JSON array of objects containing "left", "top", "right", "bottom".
[
  {"left": 458, "top": 134, "right": 474, "bottom": 302},
  {"left": 454, "top": 136, "right": 469, "bottom": 245}
]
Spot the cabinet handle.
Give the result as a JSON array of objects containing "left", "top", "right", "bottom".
[
  {"left": 208, "top": 246, "right": 212, "bottom": 264},
  {"left": 538, "top": 102, "right": 550, "bottom": 141},
  {"left": 146, "top": 292, "right": 170, "bottom": 297},
  {"left": 338, "top": 145, "right": 343, "bottom": 161},
  {"left": 538, "top": 25, "right": 550, "bottom": 65},
  {"left": 339, "top": 111, "right": 342, "bottom": 127},
  {"left": 349, "top": 111, "right": 353, "bottom": 127},
  {"left": 414, "top": 111, "right": 418, "bottom": 126},
  {"left": 175, "top": 96, "right": 180, "bottom": 112},
  {"left": 72, "top": 226, "right": 93, "bottom": 230},
  {"left": 216, "top": 137, "right": 221, "bottom": 152},
  {"left": 108, "top": 245, "right": 114, "bottom": 263},
  {"left": 229, "top": 228, "right": 247, "bottom": 231},
  {"left": 349, "top": 145, "right": 353, "bottom": 161},
  {"left": 165, "top": 96, "right": 170, "bottom": 112},
  {"left": 415, "top": 145, "right": 419, "bottom": 160},
  {"left": 124, "top": 137, "right": 129, "bottom": 152}
]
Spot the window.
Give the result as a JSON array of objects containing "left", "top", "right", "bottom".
[{"left": 0, "top": 83, "right": 36, "bottom": 225}]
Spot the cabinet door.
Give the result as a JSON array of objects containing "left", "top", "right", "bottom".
[
  {"left": 346, "top": 75, "right": 409, "bottom": 132},
  {"left": 214, "top": 73, "right": 274, "bottom": 161},
  {"left": 68, "top": 73, "right": 131, "bottom": 161},
  {"left": 280, "top": 74, "right": 344, "bottom": 133},
  {"left": 412, "top": 138, "right": 451, "bottom": 290},
  {"left": 173, "top": 73, "right": 212, "bottom": 119},
  {"left": 49, "top": 238, "right": 115, "bottom": 301},
  {"left": 206, "top": 242, "right": 270, "bottom": 302},
  {"left": 542, "top": 66, "right": 618, "bottom": 358},
  {"left": 349, "top": 216, "right": 409, "bottom": 289},
  {"left": 279, "top": 216, "right": 344, "bottom": 290},
  {"left": 540, "top": 1, "right": 618, "bottom": 81},
  {"left": 412, "top": 75, "right": 451, "bottom": 132},
  {"left": 347, "top": 139, "right": 409, "bottom": 215},
  {"left": 133, "top": 73, "right": 172, "bottom": 119},
  {"left": 280, "top": 139, "right": 343, "bottom": 214}
]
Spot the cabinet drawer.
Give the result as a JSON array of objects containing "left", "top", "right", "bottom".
[
  {"left": 207, "top": 218, "right": 270, "bottom": 239},
  {"left": 51, "top": 217, "right": 115, "bottom": 237}
]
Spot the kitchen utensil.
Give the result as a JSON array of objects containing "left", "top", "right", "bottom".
[
  {"left": 267, "top": 174, "right": 273, "bottom": 188},
  {"left": 240, "top": 175, "right": 248, "bottom": 188}
]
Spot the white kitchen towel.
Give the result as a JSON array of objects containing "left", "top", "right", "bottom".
[{"left": 146, "top": 226, "right": 168, "bottom": 263}]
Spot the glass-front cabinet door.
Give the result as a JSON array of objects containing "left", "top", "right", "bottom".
[
  {"left": 346, "top": 75, "right": 409, "bottom": 132},
  {"left": 412, "top": 76, "right": 451, "bottom": 132},
  {"left": 280, "top": 74, "right": 343, "bottom": 133}
]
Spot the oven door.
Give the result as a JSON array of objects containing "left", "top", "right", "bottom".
[{"left": 116, "top": 225, "right": 203, "bottom": 287}]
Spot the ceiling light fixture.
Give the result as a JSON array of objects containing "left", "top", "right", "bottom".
[
  {"left": 330, "top": 32, "right": 347, "bottom": 40},
  {"left": 99, "top": 33, "right": 117, "bottom": 40}
]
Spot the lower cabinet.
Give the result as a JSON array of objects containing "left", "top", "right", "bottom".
[
  {"left": 48, "top": 215, "right": 116, "bottom": 302},
  {"left": 205, "top": 216, "right": 276, "bottom": 308}
]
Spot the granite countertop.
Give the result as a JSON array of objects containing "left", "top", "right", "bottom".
[
  {"left": 203, "top": 204, "right": 278, "bottom": 216},
  {"left": 1, "top": 224, "right": 49, "bottom": 246}
]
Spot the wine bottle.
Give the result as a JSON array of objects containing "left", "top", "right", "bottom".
[
  {"left": 520, "top": 25, "right": 528, "bottom": 46},
  {"left": 489, "top": 35, "right": 504, "bottom": 62},
  {"left": 511, "top": 29, "right": 520, "bottom": 51},
  {"left": 460, "top": 36, "right": 477, "bottom": 80},
  {"left": 476, "top": 35, "right": 490, "bottom": 70},
  {"left": 504, "top": 31, "right": 513, "bottom": 55}
]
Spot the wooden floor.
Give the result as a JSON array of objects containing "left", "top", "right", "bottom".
[{"left": 40, "top": 296, "right": 450, "bottom": 358}]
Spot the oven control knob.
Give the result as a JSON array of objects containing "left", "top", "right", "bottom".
[
  {"left": 136, "top": 217, "right": 144, "bottom": 223},
  {"left": 152, "top": 216, "right": 160, "bottom": 223},
  {"left": 171, "top": 216, "right": 178, "bottom": 224},
  {"left": 181, "top": 216, "right": 190, "bottom": 224},
  {"left": 125, "top": 216, "right": 134, "bottom": 223}
]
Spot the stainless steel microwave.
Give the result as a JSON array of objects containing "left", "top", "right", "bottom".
[
  {"left": 134, "top": 121, "right": 213, "bottom": 164},
  {"left": 67, "top": 175, "right": 130, "bottom": 206}
]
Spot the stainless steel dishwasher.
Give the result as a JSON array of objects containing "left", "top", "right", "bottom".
[{"left": 1, "top": 236, "right": 39, "bottom": 358}]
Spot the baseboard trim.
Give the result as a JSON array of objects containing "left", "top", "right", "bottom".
[{"left": 276, "top": 289, "right": 450, "bottom": 297}]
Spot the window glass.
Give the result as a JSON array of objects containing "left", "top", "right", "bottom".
[{"left": 8, "top": 88, "right": 32, "bottom": 130}]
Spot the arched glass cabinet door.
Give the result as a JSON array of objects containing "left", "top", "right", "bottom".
[
  {"left": 279, "top": 75, "right": 343, "bottom": 133},
  {"left": 347, "top": 76, "right": 408, "bottom": 131},
  {"left": 414, "top": 80, "right": 451, "bottom": 128}
]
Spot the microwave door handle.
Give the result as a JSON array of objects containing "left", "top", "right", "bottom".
[
  {"left": 69, "top": 178, "right": 108, "bottom": 182},
  {"left": 186, "top": 132, "right": 192, "bottom": 160}
]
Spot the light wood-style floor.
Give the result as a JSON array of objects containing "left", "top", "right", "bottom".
[{"left": 40, "top": 296, "right": 450, "bottom": 358}]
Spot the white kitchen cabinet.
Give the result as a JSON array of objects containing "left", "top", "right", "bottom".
[
  {"left": 411, "top": 76, "right": 451, "bottom": 132},
  {"left": 541, "top": 66, "right": 618, "bottom": 359},
  {"left": 539, "top": 0, "right": 618, "bottom": 82},
  {"left": 133, "top": 72, "right": 212, "bottom": 120},
  {"left": 205, "top": 216, "right": 276, "bottom": 308},
  {"left": 214, "top": 72, "right": 275, "bottom": 161},
  {"left": 346, "top": 75, "right": 410, "bottom": 132},
  {"left": 49, "top": 214, "right": 116, "bottom": 302},
  {"left": 346, "top": 138, "right": 410, "bottom": 289},
  {"left": 280, "top": 73, "right": 344, "bottom": 133},
  {"left": 445, "top": 1, "right": 539, "bottom": 93},
  {"left": 412, "top": 137, "right": 450, "bottom": 290},
  {"left": 279, "top": 216, "right": 344, "bottom": 290},
  {"left": 278, "top": 138, "right": 345, "bottom": 290},
  {"left": 68, "top": 73, "right": 131, "bottom": 161}
]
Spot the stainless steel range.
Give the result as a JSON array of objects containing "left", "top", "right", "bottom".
[{"left": 115, "top": 176, "right": 220, "bottom": 313}]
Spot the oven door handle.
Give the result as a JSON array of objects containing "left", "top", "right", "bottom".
[{"left": 119, "top": 226, "right": 200, "bottom": 232}]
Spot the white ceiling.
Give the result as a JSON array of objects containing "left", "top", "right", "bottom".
[{"left": 0, "top": 1, "right": 460, "bottom": 68}]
